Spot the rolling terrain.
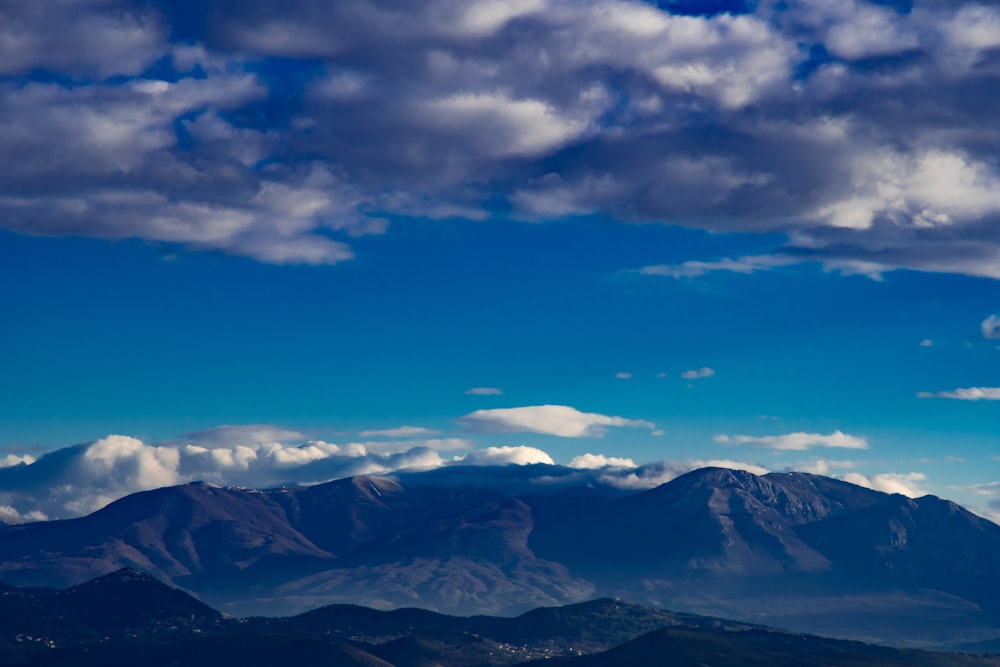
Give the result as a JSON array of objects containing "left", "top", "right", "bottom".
[
  {"left": 0, "top": 572, "right": 997, "bottom": 666},
  {"left": 1, "top": 466, "right": 999, "bottom": 647}
]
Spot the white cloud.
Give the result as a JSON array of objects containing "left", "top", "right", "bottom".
[
  {"left": 181, "top": 424, "right": 308, "bottom": 448},
  {"left": 358, "top": 426, "right": 442, "bottom": 438},
  {"left": 920, "top": 339, "right": 934, "bottom": 347},
  {"left": 0, "top": 426, "right": 936, "bottom": 525},
  {"left": 0, "top": 454, "right": 35, "bottom": 468},
  {"left": 614, "top": 372, "right": 632, "bottom": 379},
  {"left": 956, "top": 481, "right": 1000, "bottom": 525},
  {"left": 715, "top": 430, "right": 869, "bottom": 451},
  {"left": 821, "top": 2, "right": 919, "bottom": 61},
  {"left": 456, "top": 0, "right": 547, "bottom": 36},
  {"left": 640, "top": 255, "right": 796, "bottom": 278},
  {"left": 779, "top": 460, "right": 937, "bottom": 498},
  {"left": 0, "top": 432, "right": 453, "bottom": 520},
  {"left": 982, "top": 315, "right": 1000, "bottom": 339},
  {"left": 423, "top": 92, "right": 591, "bottom": 158},
  {"left": 457, "top": 404, "right": 655, "bottom": 438},
  {"left": 2, "top": 0, "right": 1000, "bottom": 277},
  {"left": 0, "top": 2, "right": 166, "bottom": 79},
  {"left": 681, "top": 367, "right": 715, "bottom": 380},
  {"left": 568, "top": 453, "right": 637, "bottom": 469},
  {"left": 917, "top": 387, "right": 1000, "bottom": 401},
  {"left": 967, "top": 481, "right": 1000, "bottom": 495},
  {"left": 842, "top": 472, "right": 929, "bottom": 498},
  {"left": 691, "top": 459, "right": 770, "bottom": 476},
  {"left": 457, "top": 445, "right": 555, "bottom": 466},
  {"left": 598, "top": 458, "right": 769, "bottom": 490},
  {"left": 356, "top": 438, "right": 474, "bottom": 455},
  {"left": 638, "top": 253, "right": 888, "bottom": 281},
  {"left": 0, "top": 505, "right": 48, "bottom": 524},
  {"left": 790, "top": 459, "right": 858, "bottom": 476},
  {"left": 598, "top": 463, "right": 684, "bottom": 490},
  {"left": 84, "top": 434, "right": 181, "bottom": 491},
  {"left": 465, "top": 387, "right": 503, "bottom": 395}
]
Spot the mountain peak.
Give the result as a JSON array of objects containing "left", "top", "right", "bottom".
[{"left": 88, "top": 567, "right": 159, "bottom": 585}]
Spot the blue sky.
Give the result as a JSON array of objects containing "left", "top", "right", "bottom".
[{"left": 1, "top": 0, "right": 1000, "bottom": 521}]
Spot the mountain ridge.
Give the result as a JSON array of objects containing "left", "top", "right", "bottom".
[
  {"left": 0, "top": 465, "right": 998, "bottom": 647},
  {"left": 2, "top": 571, "right": 998, "bottom": 666}
]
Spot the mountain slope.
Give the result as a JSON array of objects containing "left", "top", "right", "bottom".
[
  {"left": 0, "top": 568, "right": 220, "bottom": 646},
  {"left": 524, "top": 626, "right": 1000, "bottom": 667},
  {"left": 0, "top": 482, "right": 332, "bottom": 590},
  {"left": 1, "top": 466, "right": 1000, "bottom": 646},
  {"left": 4, "top": 580, "right": 997, "bottom": 667}
]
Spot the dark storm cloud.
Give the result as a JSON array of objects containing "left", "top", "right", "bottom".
[{"left": 1, "top": 0, "right": 998, "bottom": 272}]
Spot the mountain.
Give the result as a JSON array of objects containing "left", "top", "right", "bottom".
[
  {"left": 1, "top": 466, "right": 1000, "bottom": 647},
  {"left": 0, "top": 567, "right": 220, "bottom": 654},
  {"left": 0, "top": 481, "right": 332, "bottom": 591},
  {"left": 523, "top": 626, "right": 1000, "bottom": 667},
  {"left": 3, "top": 577, "right": 998, "bottom": 667},
  {"left": 529, "top": 468, "right": 1000, "bottom": 645}
]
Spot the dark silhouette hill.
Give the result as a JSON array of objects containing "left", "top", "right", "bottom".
[{"left": 2, "top": 577, "right": 999, "bottom": 667}]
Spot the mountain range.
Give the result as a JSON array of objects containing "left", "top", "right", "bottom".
[
  {"left": 1, "top": 570, "right": 998, "bottom": 666},
  {"left": 1, "top": 465, "right": 999, "bottom": 648}
]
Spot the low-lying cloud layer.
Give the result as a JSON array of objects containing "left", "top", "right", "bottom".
[
  {"left": 1, "top": 1, "right": 999, "bottom": 276},
  {"left": 0, "top": 432, "right": 447, "bottom": 520},
  {"left": 0, "top": 424, "right": 940, "bottom": 522},
  {"left": 0, "top": 431, "right": 694, "bottom": 521},
  {"left": 842, "top": 472, "right": 930, "bottom": 498}
]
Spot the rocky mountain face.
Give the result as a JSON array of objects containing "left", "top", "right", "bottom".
[{"left": 0, "top": 466, "right": 999, "bottom": 647}]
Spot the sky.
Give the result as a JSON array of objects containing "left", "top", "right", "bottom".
[{"left": 2, "top": 0, "right": 1000, "bottom": 522}]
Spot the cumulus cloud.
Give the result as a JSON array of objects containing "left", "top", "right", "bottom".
[
  {"left": 568, "top": 453, "right": 637, "bottom": 469},
  {"left": 0, "top": 426, "right": 939, "bottom": 523},
  {"left": 681, "top": 367, "right": 715, "bottom": 380},
  {"left": 715, "top": 430, "right": 869, "bottom": 451},
  {"left": 0, "top": 1, "right": 166, "bottom": 79},
  {"left": 456, "top": 445, "right": 555, "bottom": 466},
  {"left": 0, "top": 505, "right": 48, "bottom": 524},
  {"left": 0, "top": 432, "right": 452, "bottom": 520},
  {"left": 457, "top": 404, "right": 655, "bottom": 438},
  {"left": 920, "top": 339, "right": 934, "bottom": 347},
  {"left": 842, "top": 472, "right": 929, "bottom": 498},
  {"left": 0, "top": 454, "right": 35, "bottom": 468},
  {"left": 600, "top": 464, "right": 684, "bottom": 490},
  {"left": 917, "top": 387, "right": 1000, "bottom": 400},
  {"left": 982, "top": 315, "right": 1000, "bottom": 339},
  {"left": 0, "top": 0, "right": 996, "bottom": 276},
  {"left": 465, "top": 387, "right": 503, "bottom": 395},
  {"left": 598, "top": 458, "right": 770, "bottom": 490},
  {"left": 614, "top": 372, "right": 632, "bottom": 379}
]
